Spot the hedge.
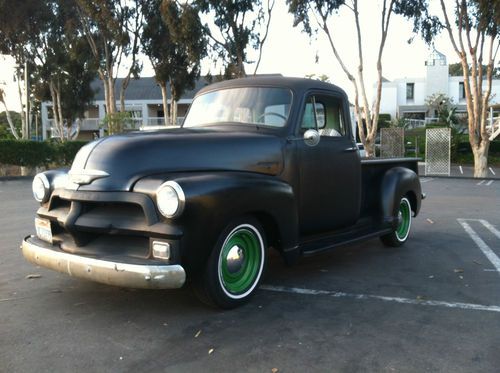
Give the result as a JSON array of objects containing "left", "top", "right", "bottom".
[{"left": 0, "top": 140, "right": 87, "bottom": 168}]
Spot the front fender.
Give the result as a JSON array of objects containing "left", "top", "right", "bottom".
[
  {"left": 380, "top": 167, "right": 422, "bottom": 228},
  {"left": 134, "top": 172, "right": 299, "bottom": 272}
]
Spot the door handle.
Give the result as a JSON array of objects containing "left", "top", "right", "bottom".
[{"left": 343, "top": 147, "right": 358, "bottom": 152}]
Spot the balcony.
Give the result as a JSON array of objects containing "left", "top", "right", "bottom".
[{"left": 140, "top": 117, "right": 185, "bottom": 130}]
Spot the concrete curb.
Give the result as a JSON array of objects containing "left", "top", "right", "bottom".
[
  {"left": 423, "top": 175, "right": 499, "bottom": 181},
  {"left": 0, "top": 176, "right": 33, "bottom": 181}
]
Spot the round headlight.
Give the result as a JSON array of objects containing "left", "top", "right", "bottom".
[
  {"left": 156, "top": 181, "right": 185, "bottom": 218},
  {"left": 32, "top": 173, "right": 50, "bottom": 203}
]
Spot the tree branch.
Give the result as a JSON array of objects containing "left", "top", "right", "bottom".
[{"left": 253, "top": 0, "right": 275, "bottom": 75}]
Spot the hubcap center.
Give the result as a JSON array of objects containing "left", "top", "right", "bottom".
[{"left": 226, "top": 245, "right": 245, "bottom": 274}]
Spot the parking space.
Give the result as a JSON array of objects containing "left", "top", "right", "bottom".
[{"left": 1, "top": 178, "right": 499, "bottom": 372}]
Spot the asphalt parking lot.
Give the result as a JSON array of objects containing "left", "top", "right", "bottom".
[{"left": 1, "top": 177, "right": 499, "bottom": 372}]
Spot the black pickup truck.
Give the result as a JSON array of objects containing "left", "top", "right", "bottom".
[{"left": 22, "top": 76, "right": 423, "bottom": 308}]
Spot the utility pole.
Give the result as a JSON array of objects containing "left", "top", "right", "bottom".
[{"left": 24, "top": 61, "right": 30, "bottom": 139}]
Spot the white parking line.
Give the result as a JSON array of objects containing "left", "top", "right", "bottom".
[
  {"left": 476, "top": 180, "right": 486, "bottom": 185},
  {"left": 460, "top": 219, "right": 500, "bottom": 239},
  {"left": 457, "top": 219, "right": 500, "bottom": 276},
  {"left": 459, "top": 165, "right": 463, "bottom": 174},
  {"left": 421, "top": 178, "right": 434, "bottom": 183},
  {"left": 261, "top": 285, "right": 500, "bottom": 313},
  {"left": 479, "top": 220, "right": 500, "bottom": 239},
  {"left": 485, "top": 180, "right": 494, "bottom": 186},
  {"left": 489, "top": 167, "right": 496, "bottom": 176}
]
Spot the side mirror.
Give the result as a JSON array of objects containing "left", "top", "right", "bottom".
[{"left": 303, "top": 129, "right": 320, "bottom": 147}]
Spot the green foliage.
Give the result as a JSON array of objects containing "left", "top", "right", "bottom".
[
  {"left": 425, "top": 93, "right": 458, "bottom": 126},
  {"left": 305, "top": 74, "right": 330, "bottom": 82},
  {"left": 390, "top": 117, "right": 407, "bottom": 128},
  {"left": 449, "top": 62, "right": 500, "bottom": 78},
  {"left": 0, "top": 140, "right": 87, "bottom": 168},
  {"left": 195, "top": 0, "right": 269, "bottom": 78},
  {"left": 0, "top": 111, "right": 22, "bottom": 139},
  {"left": 288, "top": 0, "right": 441, "bottom": 44},
  {"left": 160, "top": 0, "right": 207, "bottom": 101},
  {"left": 103, "top": 112, "right": 133, "bottom": 135},
  {"left": 378, "top": 113, "right": 391, "bottom": 129}
]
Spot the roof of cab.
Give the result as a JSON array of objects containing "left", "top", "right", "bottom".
[{"left": 196, "top": 76, "right": 347, "bottom": 97}]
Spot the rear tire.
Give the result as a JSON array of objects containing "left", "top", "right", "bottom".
[
  {"left": 193, "top": 217, "right": 267, "bottom": 309},
  {"left": 380, "top": 197, "right": 412, "bottom": 247}
]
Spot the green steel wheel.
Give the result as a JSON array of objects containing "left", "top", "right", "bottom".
[
  {"left": 380, "top": 197, "right": 412, "bottom": 247},
  {"left": 194, "top": 217, "right": 266, "bottom": 309}
]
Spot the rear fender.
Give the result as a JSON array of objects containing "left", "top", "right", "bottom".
[{"left": 380, "top": 167, "right": 422, "bottom": 229}]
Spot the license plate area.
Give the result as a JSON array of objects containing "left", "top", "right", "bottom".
[{"left": 35, "top": 218, "right": 53, "bottom": 244}]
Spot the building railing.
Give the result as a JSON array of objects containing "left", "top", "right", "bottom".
[
  {"left": 47, "top": 118, "right": 101, "bottom": 131},
  {"left": 141, "top": 117, "right": 185, "bottom": 128},
  {"left": 47, "top": 116, "right": 187, "bottom": 136},
  {"left": 403, "top": 117, "right": 441, "bottom": 129}
]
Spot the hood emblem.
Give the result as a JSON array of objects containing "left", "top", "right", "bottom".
[{"left": 68, "top": 169, "right": 110, "bottom": 185}]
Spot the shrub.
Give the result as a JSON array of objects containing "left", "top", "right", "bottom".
[{"left": 0, "top": 140, "right": 87, "bottom": 168}]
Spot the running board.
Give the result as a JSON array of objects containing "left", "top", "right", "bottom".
[{"left": 300, "top": 227, "right": 392, "bottom": 257}]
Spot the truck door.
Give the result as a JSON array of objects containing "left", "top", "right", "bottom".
[{"left": 297, "top": 93, "right": 361, "bottom": 235}]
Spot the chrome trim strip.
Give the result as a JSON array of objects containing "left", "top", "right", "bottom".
[
  {"left": 68, "top": 169, "right": 110, "bottom": 185},
  {"left": 21, "top": 237, "right": 186, "bottom": 289}
]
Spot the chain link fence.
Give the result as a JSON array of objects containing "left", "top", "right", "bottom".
[
  {"left": 380, "top": 128, "right": 405, "bottom": 158},
  {"left": 425, "top": 127, "right": 451, "bottom": 176}
]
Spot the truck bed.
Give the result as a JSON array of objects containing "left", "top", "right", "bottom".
[{"left": 360, "top": 157, "right": 420, "bottom": 218}]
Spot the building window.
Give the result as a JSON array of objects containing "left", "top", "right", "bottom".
[
  {"left": 459, "top": 82, "right": 465, "bottom": 100},
  {"left": 406, "top": 83, "right": 415, "bottom": 100}
]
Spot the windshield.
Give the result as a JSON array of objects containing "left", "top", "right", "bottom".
[{"left": 183, "top": 87, "right": 292, "bottom": 128}]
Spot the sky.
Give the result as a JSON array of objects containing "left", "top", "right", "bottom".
[{"left": 0, "top": 0, "right": 462, "bottom": 112}]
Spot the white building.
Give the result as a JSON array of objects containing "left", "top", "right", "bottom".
[
  {"left": 40, "top": 77, "right": 210, "bottom": 140},
  {"left": 379, "top": 49, "right": 500, "bottom": 124}
]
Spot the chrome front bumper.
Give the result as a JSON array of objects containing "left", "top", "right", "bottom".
[{"left": 21, "top": 236, "right": 186, "bottom": 289}]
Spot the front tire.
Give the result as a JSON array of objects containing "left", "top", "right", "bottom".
[
  {"left": 380, "top": 197, "right": 412, "bottom": 247},
  {"left": 194, "top": 217, "right": 267, "bottom": 309}
]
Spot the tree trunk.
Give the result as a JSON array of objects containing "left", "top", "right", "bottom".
[
  {"left": 364, "top": 137, "right": 376, "bottom": 158},
  {"left": 0, "top": 92, "right": 20, "bottom": 139},
  {"left": 170, "top": 98, "right": 174, "bottom": 126},
  {"left": 472, "top": 141, "right": 489, "bottom": 178},
  {"left": 49, "top": 81, "right": 60, "bottom": 140},
  {"left": 119, "top": 75, "right": 131, "bottom": 113},
  {"left": 102, "top": 79, "right": 109, "bottom": 115},
  {"left": 159, "top": 82, "right": 169, "bottom": 126},
  {"left": 107, "top": 77, "right": 117, "bottom": 114},
  {"left": 56, "top": 85, "right": 66, "bottom": 142},
  {"left": 71, "top": 118, "right": 81, "bottom": 140},
  {"left": 173, "top": 101, "right": 178, "bottom": 126},
  {"left": 16, "top": 73, "right": 27, "bottom": 139}
]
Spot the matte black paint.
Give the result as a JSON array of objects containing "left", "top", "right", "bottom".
[{"left": 27, "top": 76, "right": 423, "bottom": 276}]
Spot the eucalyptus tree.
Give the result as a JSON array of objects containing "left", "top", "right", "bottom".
[
  {"left": 161, "top": 0, "right": 207, "bottom": 125},
  {"left": 195, "top": 0, "right": 275, "bottom": 79},
  {"left": 27, "top": 0, "right": 96, "bottom": 141},
  {"left": 438, "top": 0, "right": 499, "bottom": 177},
  {"left": 142, "top": 0, "right": 206, "bottom": 126},
  {"left": 288, "top": 0, "right": 439, "bottom": 157},
  {"left": 141, "top": 0, "right": 175, "bottom": 126},
  {"left": 0, "top": 88, "right": 20, "bottom": 139},
  {"left": 76, "top": 0, "right": 142, "bottom": 115},
  {"left": 0, "top": 0, "right": 50, "bottom": 139}
]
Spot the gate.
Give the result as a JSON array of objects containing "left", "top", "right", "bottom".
[
  {"left": 425, "top": 127, "right": 451, "bottom": 176},
  {"left": 380, "top": 127, "right": 405, "bottom": 158}
]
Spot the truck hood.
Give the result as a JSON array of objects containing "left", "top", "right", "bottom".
[{"left": 69, "top": 127, "right": 284, "bottom": 191}]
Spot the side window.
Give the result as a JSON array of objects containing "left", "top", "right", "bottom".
[
  {"left": 301, "top": 97, "right": 325, "bottom": 130},
  {"left": 301, "top": 95, "right": 346, "bottom": 137}
]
